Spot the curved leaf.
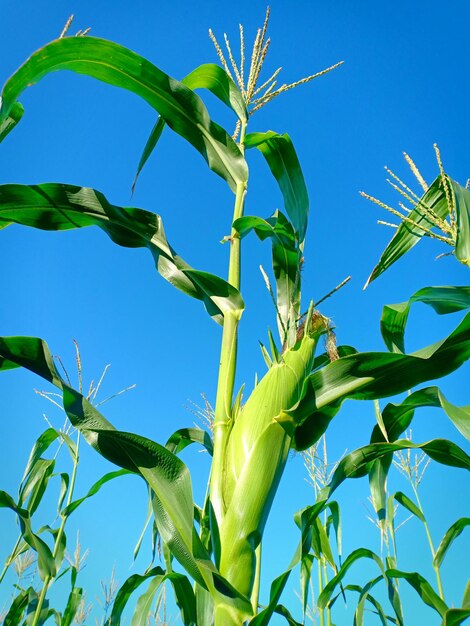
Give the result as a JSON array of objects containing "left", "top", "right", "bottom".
[
  {"left": 61, "top": 587, "right": 83, "bottom": 626},
  {"left": 0, "top": 335, "right": 252, "bottom": 622},
  {"left": 132, "top": 63, "right": 247, "bottom": 191},
  {"left": 182, "top": 63, "right": 247, "bottom": 122},
  {"left": 442, "top": 608, "right": 470, "bottom": 626},
  {"left": 165, "top": 427, "right": 213, "bottom": 456},
  {"left": 434, "top": 517, "right": 470, "bottom": 568},
  {"left": 372, "top": 386, "right": 470, "bottom": 444},
  {"left": 452, "top": 178, "right": 470, "bottom": 266},
  {"left": 393, "top": 491, "right": 425, "bottom": 523},
  {"left": 365, "top": 175, "right": 451, "bottom": 286},
  {"left": 386, "top": 569, "right": 448, "bottom": 617},
  {"left": 0, "top": 490, "right": 56, "bottom": 580},
  {"left": 234, "top": 211, "right": 301, "bottom": 345},
  {"left": 328, "top": 439, "right": 470, "bottom": 492},
  {"left": 244, "top": 131, "right": 309, "bottom": 242},
  {"left": 62, "top": 469, "right": 131, "bottom": 517},
  {"left": 287, "top": 310, "right": 470, "bottom": 450},
  {"left": 0, "top": 37, "right": 248, "bottom": 192},
  {"left": 0, "top": 182, "right": 244, "bottom": 324},
  {"left": 318, "top": 548, "right": 385, "bottom": 609},
  {"left": 0, "top": 101, "right": 24, "bottom": 143},
  {"left": 380, "top": 286, "right": 470, "bottom": 353}
]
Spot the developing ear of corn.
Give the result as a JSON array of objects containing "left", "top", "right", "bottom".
[{"left": 217, "top": 311, "right": 327, "bottom": 601}]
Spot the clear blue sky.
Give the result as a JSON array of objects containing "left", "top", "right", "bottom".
[{"left": 0, "top": 1, "right": 469, "bottom": 624}]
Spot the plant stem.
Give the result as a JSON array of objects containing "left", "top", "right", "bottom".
[
  {"left": 0, "top": 535, "right": 22, "bottom": 584},
  {"left": 30, "top": 432, "right": 81, "bottom": 626},
  {"left": 411, "top": 483, "right": 445, "bottom": 602},
  {"left": 210, "top": 120, "right": 247, "bottom": 526}
]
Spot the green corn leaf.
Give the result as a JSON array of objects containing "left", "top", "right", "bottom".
[
  {"left": 61, "top": 587, "right": 83, "bottom": 626},
  {"left": 109, "top": 567, "right": 166, "bottom": 625},
  {"left": 462, "top": 580, "right": 470, "bottom": 609},
  {"left": 0, "top": 490, "right": 56, "bottom": 580},
  {"left": 62, "top": 469, "right": 131, "bottom": 517},
  {"left": 244, "top": 132, "right": 309, "bottom": 242},
  {"left": 182, "top": 63, "right": 247, "bottom": 122},
  {"left": 3, "top": 587, "right": 37, "bottom": 626},
  {"left": 132, "top": 116, "right": 166, "bottom": 193},
  {"left": 250, "top": 501, "right": 323, "bottom": 626},
  {"left": 327, "top": 501, "right": 342, "bottom": 558},
  {"left": 328, "top": 439, "right": 470, "bottom": 491},
  {"left": 20, "top": 428, "right": 66, "bottom": 483},
  {"left": 441, "top": 608, "right": 470, "bottom": 626},
  {"left": 272, "top": 605, "right": 303, "bottom": 625},
  {"left": 452, "top": 178, "right": 470, "bottom": 266},
  {"left": 287, "top": 310, "right": 470, "bottom": 450},
  {"left": 249, "top": 570, "right": 291, "bottom": 626},
  {"left": 365, "top": 175, "right": 452, "bottom": 286},
  {"left": 393, "top": 492, "right": 425, "bottom": 523},
  {"left": 366, "top": 176, "right": 470, "bottom": 286},
  {"left": 18, "top": 458, "right": 55, "bottom": 515},
  {"left": 0, "top": 335, "right": 252, "bottom": 622},
  {"left": 347, "top": 576, "right": 392, "bottom": 626},
  {"left": 234, "top": 211, "right": 301, "bottom": 346},
  {"left": 0, "top": 101, "right": 24, "bottom": 143},
  {"left": 57, "top": 473, "right": 70, "bottom": 514},
  {"left": 372, "top": 386, "right": 470, "bottom": 444},
  {"left": 318, "top": 548, "right": 385, "bottom": 609},
  {"left": 386, "top": 569, "right": 448, "bottom": 617},
  {"left": 433, "top": 517, "right": 470, "bottom": 568},
  {"left": 165, "top": 427, "right": 213, "bottom": 456},
  {"left": 380, "top": 286, "right": 470, "bottom": 353},
  {"left": 128, "top": 572, "right": 196, "bottom": 626},
  {"left": 132, "top": 63, "right": 247, "bottom": 191},
  {"left": 0, "top": 37, "right": 248, "bottom": 192},
  {"left": 0, "top": 182, "right": 244, "bottom": 324},
  {"left": 300, "top": 553, "right": 314, "bottom": 618}
]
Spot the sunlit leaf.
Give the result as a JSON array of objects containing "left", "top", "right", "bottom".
[
  {"left": 0, "top": 37, "right": 248, "bottom": 192},
  {"left": 0, "top": 183, "right": 244, "bottom": 324},
  {"left": 366, "top": 176, "right": 450, "bottom": 286},
  {"left": 434, "top": 517, "right": 470, "bottom": 568},
  {"left": 386, "top": 569, "right": 448, "bottom": 617},
  {"left": 234, "top": 211, "right": 301, "bottom": 346},
  {"left": 133, "top": 63, "right": 247, "bottom": 191},
  {"left": 380, "top": 286, "right": 470, "bottom": 353},
  {"left": 287, "top": 310, "right": 470, "bottom": 450},
  {"left": 0, "top": 101, "right": 24, "bottom": 143},
  {"left": 244, "top": 132, "right": 309, "bottom": 242}
]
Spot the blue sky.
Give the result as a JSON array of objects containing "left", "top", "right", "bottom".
[{"left": 0, "top": 1, "right": 469, "bottom": 624}]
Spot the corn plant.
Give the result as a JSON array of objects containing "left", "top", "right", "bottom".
[
  {"left": 0, "top": 345, "right": 133, "bottom": 626},
  {"left": 0, "top": 11, "right": 469, "bottom": 626}
]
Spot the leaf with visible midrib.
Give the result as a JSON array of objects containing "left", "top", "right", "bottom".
[
  {"left": 0, "top": 37, "right": 248, "bottom": 192},
  {"left": 0, "top": 182, "right": 244, "bottom": 324}
]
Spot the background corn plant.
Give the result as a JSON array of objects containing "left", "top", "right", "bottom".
[{"left": 0, "top": 3, "right": 469, "bottom": 625}]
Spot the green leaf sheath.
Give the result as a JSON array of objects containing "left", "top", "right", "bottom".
[
  {"left": 244, "top": 132, "right": 309, "bottom": 243},
  {"left": 380, "top": 285, "right": 470, "bottom": 353},
  {"left": 0, "top": 37, "right": 248, "bottom": 192},
  {"left": 0, "top": 182, "right": 244, "bottom": 324},
  {"left": 366, "top": 175, "right": 470, "bottom": 286},
  {"left": 133, "top": 63, "right": 247, "bottom": 191}
]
